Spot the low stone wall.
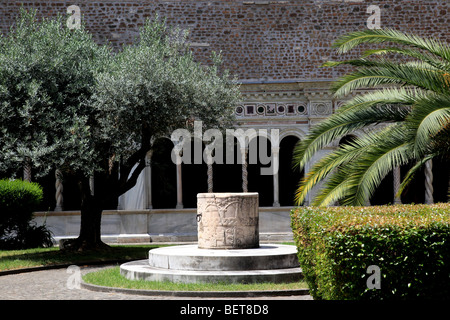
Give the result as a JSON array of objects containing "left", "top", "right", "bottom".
[{"left": 32, "top": 207, "right": 295, "bottom": 245}]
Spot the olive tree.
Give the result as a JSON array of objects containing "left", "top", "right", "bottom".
[
  {"left": 0, "top": 10, "right": 109, "bottom": 177},
  {"left": 0, "top": 11, "right": 241, "bottom": 251}
]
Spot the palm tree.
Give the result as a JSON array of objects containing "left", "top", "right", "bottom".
[{"left": 293, "top": 29, "right": 450, "bottom": 207}]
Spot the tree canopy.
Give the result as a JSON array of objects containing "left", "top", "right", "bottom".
[
  {"left": 91, "top": 16, "right": 240, "bottom": 197},
  {"left": 0, "top": 9, "right": 111, "bottom": 178},
  {"left": 0, "top": 10, "right": 241, "bottom": 250}
]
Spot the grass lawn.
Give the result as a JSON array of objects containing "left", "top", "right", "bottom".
[
  {"left": 0, "top": 242, "right": 297, "bottom": 271},
  {"left": 0, "top": 242, "right": 308, "bottom": 292},
  {"left": 82, "top": 266, "right": 308, "bottom": 292},
  {"left": 0, "top": 245, "right": 162, "bottom": 271}
]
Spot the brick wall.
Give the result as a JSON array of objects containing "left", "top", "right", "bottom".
[{"left": 0, "top": 0, "right": 448, "bottom": 82}]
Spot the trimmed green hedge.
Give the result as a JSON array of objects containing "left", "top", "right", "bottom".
[
  {"left": 290, "top": 203, "right": 450, "bottom": 300},
  {"left": 0, "top": 179, "right": 52, "bottom": 249},
  {"left": 0, "top": 179, "right": 43, "bottom": 229}
]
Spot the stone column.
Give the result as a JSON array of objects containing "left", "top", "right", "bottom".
[
  {"left": 393, "top": 166, "right": 402, "bottom": 204},
  {"left": 176, "top": 162, "right": 183, "bottom": 209},
  {"left": 89, "top": 175, "right": 95, "bottom": 196},
  {"left": 23, "top": 164, "right": 32, "bottom": 182},
  {"left": 272, "top": 147, "right": 280, "bottom": 207},
  {"left": 425, "top": 160, "right": 434, "bottom": 204},
  {"left": 117, "top": 164, "right": 122, "bottom": 210},
  {"left": 54, "top": 169, "right": 64, "bottom": 212},
  {"left": 241, "top": 147, "right": 248, "bottom": 193},
  {"left": 207, "top": 162, "right": 213, "bottom": 193},
  {"left": 144, "top": 151, "right": 153, "bottom": 209}
]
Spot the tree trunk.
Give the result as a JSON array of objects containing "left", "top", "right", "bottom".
[
  {"left": 61, "top": 149, "right": 148, "bottom": 252},
  {"left": 61, "top": 177, "right": 110, "bottom": 252}
]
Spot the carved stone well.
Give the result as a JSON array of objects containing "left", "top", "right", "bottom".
[
  {"left": 197, "top": 193, "right": 259, "bottom": 249},
  {"left": 120, "top": 192, "right": 302, "bottom": 284}
]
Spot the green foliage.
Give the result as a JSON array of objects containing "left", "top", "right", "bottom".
[
  {"left": 91, "top": 15, "right": 240, "bottom": 161},
  {"left": 0, "top": 179, "right": 52, "bottom": 249},
  {"left": 0, "top": 179, "right": 43, "bottom": 228},
  {"left": 0, "top": 224, "right": 54, "bottom": 250},
  {"left": 0, "top": 9, "right": 240, "bottom": 198},
  {"left": 91, "top": 15, "right": 241, "bottom": 197},
  {"left": 0, "top": 9, "right": 241, "bottom": 249},
  {"left": 291, "top": 203, "right": 450, "bottom": 300},
  {"left": 294, "top": 29, "right": 450, "bottom": 206},
  {"left": 0, "top": 9, "right": 111, "bottom": 178}
]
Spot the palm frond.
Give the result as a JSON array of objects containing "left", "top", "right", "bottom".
[
  {"left": 295, "top": 29, "right": 450, "bottom": 206},
  {"left": 333, "top": 29, "right": 450, "bottom": 62},
  {"left": 312, "top": 171, "right": 356, "bottom": 207},
  {"left": 295, "top": 141, "right": 367, "bottom": 205},
  {"left": 309, "top": 125, "right": 416, "bottom": 206},
  {"left": 293, "top": 100, "right": 410, "bottom": 171},
  {"left": 362, "top": 47, "right": 450, "bottom": 72},
  {"left": 413, "top": 107, "right": 450, "bottom": 155},
  {"left": 322, "top": 58, "right": 379, "bottom": 69},
  {"left": 335, "top": 87, "right": 418, "bottom": 114},
  {"left": 350, "top": 140, "right": 415, "bottom": 206},
  {"left": 331, "top": 60, "right": 448, "bottom": 97},
  {"left": 397, "top": 155, "right": 434, "bottom": 196}
]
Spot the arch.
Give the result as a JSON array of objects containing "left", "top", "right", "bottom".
[
  {"left": 432, "top": 158, "right": 449, "bottom": 203},
  {"left": 247, "top": 135, "right": 274, "bottom": 207},
  {"left": 279, "top": 128, "right": 305, "bottom": 142},
  {"left": 279, "top": 135, "right": 303, "bottom": 206},
  {"left": 181, "top": 138, "right": 208, "bottom": 208},
  {"left": 232, "top": 127, "right": 281, "bottom": 153},
  {"left": 151, "top": 137, "right": 177, "bottom": 209},
  {"left": 212, "top": 138, "right": 242, "bottom": 193},
  {"left": 338, "top": 134, "right": 397, "bottom": 205}
]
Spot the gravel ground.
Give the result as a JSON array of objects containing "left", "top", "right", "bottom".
[{"left": 0, "top": 265, "right": 313, "bottom": 301}]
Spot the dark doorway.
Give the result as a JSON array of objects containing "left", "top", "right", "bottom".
[
  {"left": 247, "top": 136, "right": 273, "bottom": 207},
  {"left": 151, "top": 137, "right": 177, "bottom": 209},
  {"left": 279, "top": 135, "right": 303, "bottom": 206}
]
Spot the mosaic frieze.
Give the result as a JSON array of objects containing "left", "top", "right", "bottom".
[{"left": 235, "top": 102, "right": 309, "bottom": 117}]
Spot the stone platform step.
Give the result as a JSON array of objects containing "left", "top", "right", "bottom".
[
  {"left": 120, "top": 260, "right": 303, "bottom": 284},
  {"left": 120, "top": 244, "right": 302, "bottom": 284},
  {"left": 148, "top": 244, "right": 299, "bottom": 271}
]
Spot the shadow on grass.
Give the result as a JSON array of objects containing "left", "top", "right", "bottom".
[{"left": 0, "top": 245, "right": 166, "bottom": 271}]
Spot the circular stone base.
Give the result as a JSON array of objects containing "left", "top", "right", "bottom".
[
  {"left": 120, "top": 244, "right": 303, "bottom": 284},
  {"left": 149, "top": 244, "right": 299, "bottom": 271}
]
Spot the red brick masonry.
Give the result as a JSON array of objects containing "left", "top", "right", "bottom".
[{"left": 0, "top": 0, "right": 448, "bottom": 82}]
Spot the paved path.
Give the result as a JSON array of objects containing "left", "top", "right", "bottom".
[{"left": 0, "top": 265, "right": 313, "bottom": 300}]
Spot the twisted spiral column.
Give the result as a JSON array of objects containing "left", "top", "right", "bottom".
[
  {"left": 23, "top": 164, "right": 32, "bottom": 182},
  {"left": 241, "top": 148, "right": 248, "bottom": 193},
  {"left": 207, "top": 163, "right": 213, "bottom": 193},
  {"left": 425, "top": 160, "right": 434, "bottom": 204},
  {"left": 55, "top": 169, "right": 64, "bottom": 212}
]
